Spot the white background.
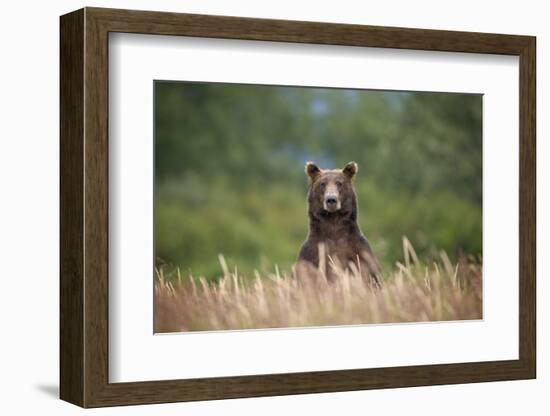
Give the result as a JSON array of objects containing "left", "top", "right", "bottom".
[
  {"left": 110, "top": 34, "right": 519, "bottom": 382},
  {"left": 0, "top": 0, "right": 546, "bottom": 415}
]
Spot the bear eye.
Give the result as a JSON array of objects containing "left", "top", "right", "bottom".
[
  {"left": 318, "top": 181, "right": 326, "bottom": 190},
  {"left": 335, "top": 181, "right": 343, "bottom": 188}
]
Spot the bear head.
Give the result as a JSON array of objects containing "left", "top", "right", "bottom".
[{"left": 305, "top": 161, "right": 358, "bottom": 217}]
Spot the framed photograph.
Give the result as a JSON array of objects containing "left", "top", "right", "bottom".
[{"left": 60, "top": 7, "right": 536, "bottom": 407}]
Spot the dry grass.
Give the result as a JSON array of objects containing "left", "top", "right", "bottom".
[{"left": 154, "top": 238, "right": 482, "bottom": 333}]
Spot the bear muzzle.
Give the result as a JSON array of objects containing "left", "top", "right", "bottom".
[{"left": 323, "top": 193, "right": 341, "bottom": 212}]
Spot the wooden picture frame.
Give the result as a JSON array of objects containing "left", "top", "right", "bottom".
[{"left": 60, "top": 7, "right": 536, "bottom": 408}]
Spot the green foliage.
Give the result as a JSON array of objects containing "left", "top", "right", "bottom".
[{"left": 155, "top": 82, "right": 482, "bottom": 280}]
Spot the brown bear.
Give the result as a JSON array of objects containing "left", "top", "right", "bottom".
[{"left": 296, "top": 161, "right": 381, "bottom": 286}]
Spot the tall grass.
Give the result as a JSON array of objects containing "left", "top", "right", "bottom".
[{"left": 154, "top": 238, "right": 482, "bottom": 333}]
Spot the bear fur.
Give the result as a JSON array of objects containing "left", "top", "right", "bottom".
[{"left": 296, "top": 161, "right": 381, "bottom": 286}]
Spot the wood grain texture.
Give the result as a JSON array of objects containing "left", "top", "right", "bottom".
[
  {"left": 59, "top": 8, "right": 84, "bottom": 407},
  {"left": 518, "top": 38, "right": 536, "bottom": 376},
  {"left": 83, "top": 10, "right": 110, "bottom": 406},
  {"left": 89, "top": 7, "right": 532, "bottom": 54},
  {"left": 59, "top": 7, "right": 537, "bottom": 408}
]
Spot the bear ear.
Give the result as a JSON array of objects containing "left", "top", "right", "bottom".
[
  {"left": 305, "top": 162, "right": 321, "bottom": 181},
  {"left": 343, "top": 161, "right": 358, "bottom": 179}
]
